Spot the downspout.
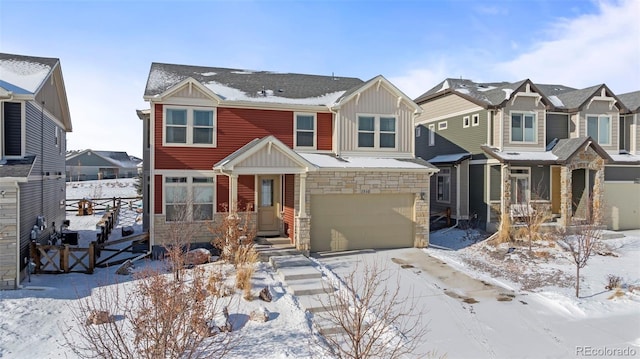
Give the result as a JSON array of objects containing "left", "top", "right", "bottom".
[
  {"left": 456, "top": 163, "right": 461, "bottom": 226},
  {"left": 40, "top": 101, "right": 45, "bottom": 217},
  {"left": 15, "top": 182, "right": 23, "bottom": 288}
]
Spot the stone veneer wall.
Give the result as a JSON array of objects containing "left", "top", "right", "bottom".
[
  {"left": 152, "top": 212, "right": 257, "bottom": 247},
  {"left": 0, "top": 185, "right": 18, "bottom": 289},
  {"left": 294, "top": 171, "right": 432, "bottom": 251},
  {"left": 559, "top": 146, "right": 605, "bottom": 227}
]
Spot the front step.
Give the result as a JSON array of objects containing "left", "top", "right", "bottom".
[
  {"left": 257, "top": 236, "right": 292, "bottom": 246},
  {"left": 278, "top": 266, "right": 322, "bottom": 281},
  {"left": 287, "top": 279, "right": 335, "bottom": 296},
  {"left": 313, "top": 315, "right": 345, "bottom": 336},
  {"left": 270, "top": 254, "right": 312, "bottom": 270},
  {"left": 298, "top": 292, "right": 345, "bottom": 313}
]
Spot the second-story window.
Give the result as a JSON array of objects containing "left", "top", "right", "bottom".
[
  {"left": 294, "top": 113, "right": 316, "bottom": 149},
  {"left": 511, "top": 112, "right": 536, "bottom": 143},
  {"left": 164, "top": 107, "right": 216, "bottom": 146},
  {"left": 357, "top": 115, "right": 396, "bottom": 149},
  {"left": 587, "top": 115, "right": 611, "bottom": 146}
]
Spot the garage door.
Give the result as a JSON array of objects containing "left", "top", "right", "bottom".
[{"left": 310, "top": 194, "right": 414, "bottom": 252}]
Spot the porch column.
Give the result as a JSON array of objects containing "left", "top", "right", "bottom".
[
  {"left": 229, "top": 174, "right": 238, "bottom": 212},
  {"left": 559, "top": 166, "right": 572, "bottom": 227},
  {"left": 592, "top": 166, "right": 605, "bottom": 225},
  {"left": 499, "top": 163, "right": 511, "bottom": 234},
  {"left": 298, "top": 173, "right": 307, "bottom": 217}
]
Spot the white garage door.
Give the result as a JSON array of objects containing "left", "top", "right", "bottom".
[{"left": 310, "top": 194, "right": 414, "bottom": 252}]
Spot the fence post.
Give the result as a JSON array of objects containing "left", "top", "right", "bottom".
[
  {"left": 88, "top": 242, "right": 95, "bottom": 274},
  {"left": 61, "top": 245, "right": 69, "bottom": 273},
  {"left": 30, "top": 242, "right": 39, "bottom": 273}
]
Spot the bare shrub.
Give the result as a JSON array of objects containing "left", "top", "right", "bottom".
[
  {"left": 510, "top": 181, "right": 552, "bottom": 252},
  {"left": 490, "top": 203, "right": 512, "bottom": 244},
  {"left": 208, "top": 204, "right": 256, "bottom": 266},
  {"left": 317, "top": 261, "right": 433, "bottom": 359},
  {"left": 605, "top": 274, "right": 623, "bottom": 290}
]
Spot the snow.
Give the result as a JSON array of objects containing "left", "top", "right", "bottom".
[
  {"left": 549, "top": 95, "right": 565, "bottom": 107},
  {"left": 503, "top": 88, "right": 514, "bottom": 99},
  {"left": 438, "top": 79, "right": 450, "bottom": 92},
  {"left": 2, "top": 180, "right": 639, "bottom": 358},
  {"left": 456, "top": 88, "right": 470, "bottom": 94},
  {"left": 0, "top": 59, "right": 51, "bottom": 93},
  {"left": 146, "top": 67, "right": 184, "bottom": 94},
  {"left": 490, "top": 149, "right": 559, "bottom": 161},
  {"left": 298, "top": 153, "right": 430, "bottom": 169},
  {"left": 610, "top": 152, "right": 640, "bottom": 163},
  {"left": 204, "top": 80, "right": 345, "bottom": 106},
  {"left": 428, "top": 152, "right": 471, "bottom": 164},
  {"left": 201, "top": 71, "right": 217, "bottom": 76}
]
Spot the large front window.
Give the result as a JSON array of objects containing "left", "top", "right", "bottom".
[
  {"left": 165, "top": 176, "right": 214, "bottom": 221},
  {"left": 510, "top": 168, "right": 530, "bottom": 204},
  {"left": 511, "top": 112, "right": 536, "bottom": 142},
  {"left": 294, "top": 113, "right": 316, "bottom": 148},
  {"left": 357, "top": 115, "right": 396, "bottom": 149},
  {"left": 436, "top": 168, "right": 451, "bottom": 203},
  {"left": 587, "top": 115, "right": 611, "bottom": 145},
  {"left": 164, "top": 107, "right": 216, "bottom": 146}
]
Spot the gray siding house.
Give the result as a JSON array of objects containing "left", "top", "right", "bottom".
[
  {"left": 0, "top": 53, "right": 72, "bottom": 289},
  {"left": 415, "top": 79, "right": 640, "bottom": 231},
  {"left": 66, "top": 149, "right": 141, "bottom": 181}
]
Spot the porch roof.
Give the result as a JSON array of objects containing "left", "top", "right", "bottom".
[
  {"left": 481, "top": 137, "right": 613, "bottom": 165},
  {"left": 298, "top": 153, "right": 438, "bottom": 172},
  {"left": 427, "top": 152, "right": 471, "bottom": 165},
  {"left": 0, "top": 155, "right": 36, "bottom": 180}
]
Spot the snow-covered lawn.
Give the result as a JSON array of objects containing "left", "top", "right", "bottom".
[{"left": 0, "top": 179, "right": 638, "bottom": 358}]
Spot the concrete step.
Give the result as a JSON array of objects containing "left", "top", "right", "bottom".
[
  {"left": 257, "top": 248, "right": 300, "bottom": 262},
  {"left": 269, "top": 254, "right": 312, "bottom": 270},
  {"left": 257, "top": 237, "right": 292, "bottom": 246},
  {"left": 278, "top": 266, "right": 322, "bottom": 281},
  {"left": 313, "top": 315, "right": 345, "bottom": 336},
  {"left": 287, "top": 278, "right": 335, "bottom": 296},
  {"left": 298, "top": 292, "right": 344, "bottom": 313}
]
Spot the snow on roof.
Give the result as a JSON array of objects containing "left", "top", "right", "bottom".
[
  {"left": 428, "top": 153, "right": 471, "bottom": 164},
  {"left": 502, "top": 89, "right": 514, "bottom": 100},
  {"left": 204, "top": 80, "right": 346, "bottom": 106},
  {"left": 548, "top": 95, "right": 564, "bottom": 107},
  {"left": 493, "top": 150, "right": 558, "bottom": 161},
  {"left": 0, "top": 58, "right": 51, "bottom": 93},
  {"left": 298, "top": 153, "right": 432, "bottom": 170},
  {"left": 609, "top": 153, "right": 640, "bottom": 164},
  {"left": 145, "top": 67, "right": 184, "bottom": 95}
]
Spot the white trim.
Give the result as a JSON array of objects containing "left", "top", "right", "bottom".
[
  {"left": 469, "top": 158, "right": 500, "bottom": 165},
  {"left": 509, "top": 166, "right": 531, "bottom": 204},
  {"left": 508, "top": 111, "right": 537, "bottom": 144},
  {"left": 162, "top": 173, "right": 216, "bottom": 222},
  {"left": 472, "top": 113, "right": 480, "bottom": 127},
  {"left": 462, "top": 116, "right": 470, "bottom": 128},
  {"left": 586, "top": 114, "right": 612, "bottom": 146},
  {"left": 436, "top": 167, "right": 451, "bottom": 203},
  {"left": 438, "top": 121, "right": 448, "bottom": 130},
  {"left": 428, "top": 124, "right": 435, "bottom": 146},
  {"left": 162, "top": 105, "right": 217, "bottom": 147},
  {"left": 414, "top": 106, "right": 484, "bottom": 125},
  {"left": 293, "top": 112, "right": 317, "bottom": 150}
]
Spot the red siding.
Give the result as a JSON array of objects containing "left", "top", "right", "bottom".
[
  {"left": 317, "top": 112, "right": 333, "bottom": 151},
  {"left": 283, "top": 174, "right": 295, "bottom": 241},
  {"left": 216, "top": 175, "right": 229, "bottom": 212},
  {"left": 237, "top": 175, "right": 255, "bottom": 211},
  {"left": 154, "top": 175, "right": 163, "bottom": 214},
  {"left": 154, "top": 105, "right": 295, "bottom": 170}
]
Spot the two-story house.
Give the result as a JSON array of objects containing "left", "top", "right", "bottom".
[
  {"left": 142, "top": 63, "right": 437, "bottom": 253},
  {"left": 0, "top": 53, "right": 72, "bottom": 289},
  {"left": 414, "top": 79, "right": 639, "bottom": 232}
]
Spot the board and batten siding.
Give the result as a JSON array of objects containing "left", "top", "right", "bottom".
[
  {"left": 501, "top": 96, "right": 546, "bottom": 150},
  {"left": 416, "top": 94, "right": 482, "bottom": 122},
  {"left": 337, "top": 84, "right": 414, "bottom": 156}
]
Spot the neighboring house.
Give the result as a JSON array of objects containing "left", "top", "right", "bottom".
[
  {"left": 0, "top": 53, "right": 72, "bottom": 289},
  {"left": 414, "top": 79, "right": 640, "bottom": 231},
  {"left": 66, "top": 149, "right": 142, "bottom": 181},
  {"left": 141, "top": 63, "right": 437, "bottom": 253}
]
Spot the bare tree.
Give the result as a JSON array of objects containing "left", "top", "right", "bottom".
[
  {"left": 560, "top": 222, "right": 600, "bottom": 297},
  {"left": 316, "top": 261, "right": 433, "bottom": 359}
]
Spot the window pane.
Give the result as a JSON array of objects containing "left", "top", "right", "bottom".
[
  {"left": 166, "top": 177, "right": 187, "bottom": 183},
  {"left": 194, "top": 110, "right": 213, "bottom": 126},
  {"left": 358, "top": 133, "right": 374, "bottom": 147},
  {"left": 358, "top": 116, "right": 375, "bottom": 131},
  {"left": 599, "top": 116, "right": 610, "bottom": 144},
  {"left": 261, "top": 179, "right": 273, "bottom": 207},
  {"left": 167, "top": 127, "right": 187, "bottom": 143},
  {"left": 524, "top": 115, "right": 535, "bottom": 142},
  {"left": 511, "top": 114, "right": 523, "bottom": 141},
  {"left": 380, "top": 133, "right": 395, "bottom": 148},
  {"left": 587, "top": 116, "right": 598, "bottom": 140},
  {"left": 166, "top": 186, "right": 187, "bottom": 204},
  {"left": 166, "top": 109, "right": 187, "bottom": 125},
  {"left": 193, "top": 128, "right": 213, "bottom": 144},
  {"left": 296, "top": 132, "right": 314, "bottom": 147},
  {"left": 380, "top": 117, "right": 395, "bottom": 132},
  {"left": 193, "top": 187, "right": 213, "bottom": 203},
  {"left": 193, "top": 204, "right": 213, "bottom": 221},
  {"left": 296, "top": 115, "right": 314, "bottom": 130},
  {"left": 166, "top": 204, "right": 186, "bottom": 221},
  {"left": 193, "top": 177, "right": 214, "bottom": 183}
]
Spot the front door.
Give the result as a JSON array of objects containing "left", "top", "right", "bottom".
[
  {"left": 551, "top": 166, "right": 561, "bottom": 214},
  {"left": 258, "top": 175, "right": 280, "bottom": 233}
]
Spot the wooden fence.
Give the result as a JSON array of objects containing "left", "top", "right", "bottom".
[
  {"left": 30, "top": 242, "right": 96, "bottom": 274},
  {"left": 65, "top": 196, "right": 141, "bottom": 214}
]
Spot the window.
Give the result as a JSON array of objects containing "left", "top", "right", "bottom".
[
  {"left": 510, "top": 168, "right": 530, "bottom": 204},
  {"left": 165, "top": 176, "right": 214, "bottom": 221},
  {"left": 164, "top": 107, "right": 216, "bottom": 146},
  {"left": 463, "top": 116, "right": 470, "bottom": 128},
  {"left": 472, "top": 114, "right": 480, "bottom": 126},
  {"left": 511, "top": 112, "right": 536, "bottom": 142},
  {"left": 428, "top": 124, "right": 435, "bottom": 146},
  {"left": 357, "top": 115, "right": 396, "bottom": 149},
  {"left": 438, "top": 121, "right": 448, "bottom": 130},
  {"left": 436, "top": 168, "right": 451, "bottom": 203},
  {"left": 294, "top": 113, "right": 316, "bottom": 148},
  {"left": 587, "top": 115, "right": 611, "bottom": 145}
]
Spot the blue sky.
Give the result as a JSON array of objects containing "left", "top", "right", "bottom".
[{"left": 1, "top": 0, "right": 638, "bottom": 158}]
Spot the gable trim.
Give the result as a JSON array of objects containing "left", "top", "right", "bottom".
[{"left": 332, "top": 75, "right": 422, "bottom": 114}]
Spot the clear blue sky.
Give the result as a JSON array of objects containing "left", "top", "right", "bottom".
[{"left": 1, "top": 0, "right": 638, "bottom": 158}]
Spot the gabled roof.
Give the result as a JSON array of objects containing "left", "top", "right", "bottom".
[
  {"left": 0, "top": 155, "right": 36, "bottom": 180},
  {"left": 332, "top": 75, "right": 422, "bottom": 113},
  {"left": 66, "top": 149, "right": 141, "bottom": 168},
  {"left": 427, "top": 153, "right": 472, "bottom": 165},
  {"left": 551, "top": 137, "right": 612, "bottom": 163},
  {"left": 144, "top": 62, "right": 364, "bottom": 107},
  {"left": 0, "top": 53, "right": 72, "bottom": 131},
  {"left": 618, "top": 91, "right": 640, "bottom": 113}
]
